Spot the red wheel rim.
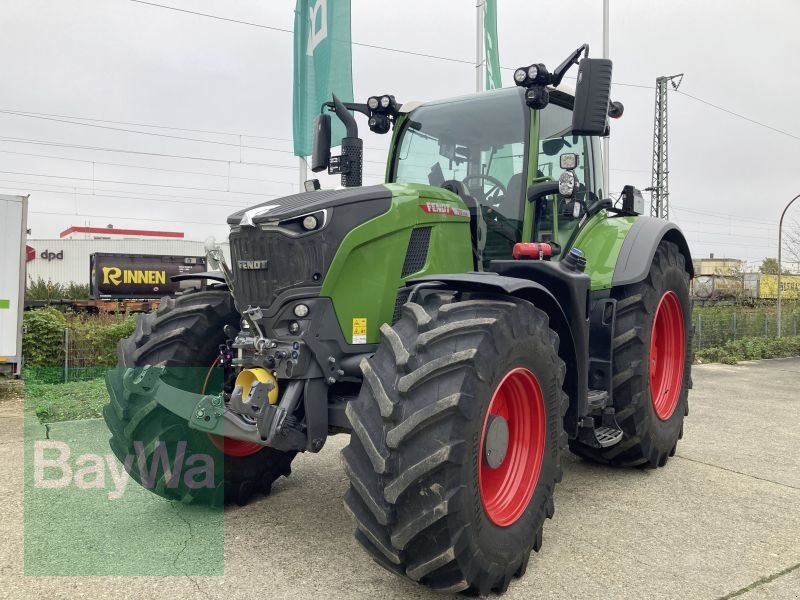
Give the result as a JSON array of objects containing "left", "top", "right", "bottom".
[
  {"left": 202, "top": 359, "right": 263, "bottom": 458},
  {"left": 650, "top": 291, "right": 686, "bottom": 421},
  {"left": 478, "top": 367, "right": 546, "bottom": 527}
]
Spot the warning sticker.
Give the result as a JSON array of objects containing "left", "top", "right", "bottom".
[{"left": 352, "top": 318, "right": 367, "bottom": 344}]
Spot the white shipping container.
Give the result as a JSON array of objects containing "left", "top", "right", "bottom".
[
  {"left": 25, "top": 239, "right": 230, "bottom": 288},
  {"left": 0, "top": 195, "right": 27, "bottom": 375}
]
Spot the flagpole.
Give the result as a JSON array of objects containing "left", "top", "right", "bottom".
[
  {"left": 299, "top": 156, "right": 307, "bottom": 192},
  {"left": 602, "top": 0, "right": 610, "bottom": 198},
  {"left": 476, "top": 1, "right": 484, "bottom": 92}
]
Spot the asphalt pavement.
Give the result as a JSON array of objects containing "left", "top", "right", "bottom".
[{"left": 1, "top": 358, "right": 798, "bottom": 599}]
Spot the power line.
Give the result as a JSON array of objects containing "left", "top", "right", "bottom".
[
  {"left": 671, "top": 203, "right": 778, "bottom": 227},
  {"left": 0, "top": 135, "right": 388, "bottom": 167},
  {"left": 0, "top": 108, "right": 293, "bottom": 141},
  {"left": 676, "top": 89, "right": 800, "bottom": 142},
  {"left": 0, "top": 108, "right": 391, "bottom": 153},
  {"left": 0, "top": 148, "right": 296, "bottom": 185},
  {"left": 29, "top": 209, "right": 223, "bottom": 227},
  {"left": 129, "top": 0, "right": 655, "bottom": 89},
  {"left": 0, "top": 135, "right": 297, "bottom": 168},
  {"left": 129, "top": 0, "right": 474, "bottom": 65},
  {"left": 0, "top": 110, "right": 296, "bottom": 153},
  {"left": 0, "top": 168, "right": 282, "bottom": 198},
  {"left": 0, "top": 178, "right": 272, "bottom": 207}
]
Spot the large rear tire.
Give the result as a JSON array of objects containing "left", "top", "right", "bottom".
[
  {"left": 342, "top": 290, "right": 567, "bottom": 595},
  {"left": 570, "top": 240, "right": 692, "bottom": 467},
  {"left": 103, "top": 288, "right": 296, "bottom": 506}
]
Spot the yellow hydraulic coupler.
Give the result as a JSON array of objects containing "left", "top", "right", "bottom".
[{"left": 234, "top": 368, "right": 279, "bottom": 405}]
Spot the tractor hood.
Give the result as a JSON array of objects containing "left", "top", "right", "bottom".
[
  {"left": 225, "top": 185, "right": 392, "bottom": 312},
  {"left": 227, "top": 184, "right": 391, "bottom": 227}
]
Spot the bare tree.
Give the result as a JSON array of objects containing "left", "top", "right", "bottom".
[{"left": 785, "top": 218, "right": 800, "bottom": 272}]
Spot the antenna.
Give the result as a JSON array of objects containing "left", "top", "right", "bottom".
[{"left": 650, "top": 73, "right": 683, "bottom": 219}]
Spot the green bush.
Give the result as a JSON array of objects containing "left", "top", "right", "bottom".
[
  {"left": 25, "top": 278, "right": 90, "bottom": 302},
  {"left": 692, "top": 303, "right": 800, "bottom": 349},
  {"left": 22, "top": 309, "right": 67, "bottom": 367},
  {"left": 64, "top": 282, "right": 90, "bottom": 299},
  {"left": 23, "top": 310, "right": 137, "bottom": 383},
  {"left": 26, "top": 277, "right": 66, "bottom": 301},
  {"left": 695, "top": 335, "right": 800, "bottom": 365},
  {"left": 65, "top": 314, "right": 136, "bottom": 374}
]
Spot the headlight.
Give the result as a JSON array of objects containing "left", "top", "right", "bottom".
[
  {"left": 527, "top": 64, "right": 539, "bottom": 80},
  {"left": 559, "top": 153, "right": 578, "bottom": 170},
  {"left": 367, "top": 96, "right": 379, "bottom": 110},
  {"left": 558, "top": 171, "right": 577, "bottom": 197},
  {"left": 293, "top": 304, "right": 310, "bottom": 318},
  {"left": 302, "top": 215, "right": 318, "bottom": 230},
  {"left": 513, "top": 68, "right": 527, "bottom": 84},
  {"left": 380, "top": 95, "right": 392, "bottom": 109}
]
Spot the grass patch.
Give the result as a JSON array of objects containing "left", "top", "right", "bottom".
[
  {"left": 695, "top": 336, "right": 800, "bottom": 365},
  {"left": 25, "top": 376, "right": 108, "bottom": 423}
]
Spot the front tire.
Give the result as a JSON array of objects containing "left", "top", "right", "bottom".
[
  {"left": 570, "top": 240, "right": 692, "bottom": 467},
  {"left": 342, "top": 291, "right": 567, "bottom": 595},
  {"left": 103, "top": 288, "right": 296, "bottom": 506}
]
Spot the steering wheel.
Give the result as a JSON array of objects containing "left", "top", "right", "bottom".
[{"left": 462, "top": 174, "right": 507, "bottom": 205}]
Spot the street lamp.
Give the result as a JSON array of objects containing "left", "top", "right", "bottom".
[{"left": 777, "top": 192, "right": 800, "bottom": 337}]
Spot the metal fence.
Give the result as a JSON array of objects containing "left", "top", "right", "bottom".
[
  {"left": 692, "top": 308, "right": 800, "bottom": 351},
  {"left": 62, "top": 327, "right": 108, "bottom": 382}
]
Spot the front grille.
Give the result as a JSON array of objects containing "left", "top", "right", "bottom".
[
  {"left": 230, "top": 228, "right": 326, "bottom": 309},
  {"left": 401, "top": 227, "right": 432, "bottom": 277}
]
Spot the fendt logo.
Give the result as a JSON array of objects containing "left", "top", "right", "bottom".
[
  {"left": 237, "top": 260, "right": 269, "bottom": 270},
  {"left": 102, "top": 266, "right": 167, "bottom": 286}
]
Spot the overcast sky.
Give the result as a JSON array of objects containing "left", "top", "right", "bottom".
[{"left": 1, "top": 0, "right": 799, "bottom": 268}]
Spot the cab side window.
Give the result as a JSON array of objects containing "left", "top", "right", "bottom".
[{"left": 537, "top": 101, "right": 599, "bottom": 242}]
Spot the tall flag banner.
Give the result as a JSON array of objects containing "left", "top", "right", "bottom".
[
  {"left": 484, "top": 0, "right": 502, "bottom": 89},
  {"left": 293, "top": 0, "right": 354, "bottom": 157}
]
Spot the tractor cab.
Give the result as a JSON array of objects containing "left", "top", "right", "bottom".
[
  {"left": 387, "top": 85, "right": 607, "bottom": 268},
  {"left": 311, "top": 44, "right": 620, "bottom": 270}
]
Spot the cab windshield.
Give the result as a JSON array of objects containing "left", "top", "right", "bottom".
[{"left": 391, "top": 88, "right": 529, "bottom": 263}]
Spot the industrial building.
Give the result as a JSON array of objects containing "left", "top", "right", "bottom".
[{"left": 25, "top": 226, "right": 229, "bottom": 288}]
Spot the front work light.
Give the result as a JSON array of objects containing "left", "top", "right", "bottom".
[
  {"left": 293, "top": 304, "right": 310, "bottom": 318},
  {"left": 558, "top": 171, "right": 577, "bottom": 198},
  {"left": 367, "top": 96, "right": 379, "bottom": 110},
  {"left": 379, "top": 95, "right": 392, "bottom": 109},
  {"left": 559, "top": 153, "right": 578, "bottom": 170},
  {"left": 513, "top": 68, "right": 527, "bottom": 84}
]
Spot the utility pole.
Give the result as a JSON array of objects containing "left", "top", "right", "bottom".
[
  {"left": 602, "top": 0, "right": 610, "bottom": 198},
  {"left": 299, "top": 156, "right": 307, "bottom": 192},
  {"left": 777, "top": 193, "right": 800, "bottom": 337},
  {"left": 650, "top": 73, "right": 683, "bottom": 219},
  {"left": 476, "top": 1, "right": 485, "bottom": 92}
]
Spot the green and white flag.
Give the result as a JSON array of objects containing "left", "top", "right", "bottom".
[
  {"left": 293, "top": 0, "right": 354, "bottom": 157},
  {"left": 484, "top": 0, "right": 502, "bottom": 89}
]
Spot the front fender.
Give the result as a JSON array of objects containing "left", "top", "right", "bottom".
[{"left": 612, "top": 217, "right": 694, "bottom": 287}]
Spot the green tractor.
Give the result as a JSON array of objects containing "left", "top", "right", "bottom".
[{"left": 104, "top": 45, "right": 693, "bottom": 595}]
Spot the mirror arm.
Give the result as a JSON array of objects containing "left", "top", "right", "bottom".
[{"left": 552, "top": 44, "right": 589, "bottom": 86}]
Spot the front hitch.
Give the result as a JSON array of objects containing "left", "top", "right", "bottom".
[{"left": 121, "top": 366, "right": 307, "bottom": 453}]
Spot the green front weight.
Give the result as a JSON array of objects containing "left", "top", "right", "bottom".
[{"left": 122, "top": 366, "right": 227, "bottom": 436}]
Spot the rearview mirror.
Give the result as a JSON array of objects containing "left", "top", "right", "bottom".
[
  {"left": 572, "top": 58, "right": 613, "bottom": 136},
  {"left": 311, "top": 114, "right": 332, "bottom": 173}
]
